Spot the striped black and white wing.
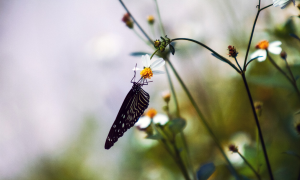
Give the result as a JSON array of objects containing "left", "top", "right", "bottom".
[{"left": 105, "top": 85, "right": 149, "bottom": 149}]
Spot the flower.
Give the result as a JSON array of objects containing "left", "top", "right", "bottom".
[
  {"left": 147, "top": 15, "right": 155, "bottom": 24},
  {"left": 122, "top": 13, "right": 134, "bottom": 29},
  {"left": 273, "top": 0, "right": 295, "bottom": 9},
  {"left": 228, "top": 144, "right": 238, "bottom": 153},
  {"left": 135, "top": 108, "right": 169, "bottom": 129},
  {"left": 134, "top": 54, "right": 165, "bottom": 79},
  {"left": 250, "top": 40, "right": 282, "bottom": 62},
  {"left": 161, "top": 90, "right": 171, "bottom": 103},
  {"left": 228, "top": 45, "right": 238, "bottom": 58}
]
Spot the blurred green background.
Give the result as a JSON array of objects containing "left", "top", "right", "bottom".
[{"left": 0, "top": 0, "right": 299, "bottom": 179}]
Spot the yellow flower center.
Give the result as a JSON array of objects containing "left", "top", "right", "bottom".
[
  {"left": 146, "top": 108, "right": 157, "bottom": 118},
  {"left": 255, "top": 40, "right": 269, "bottom": 49},
  {"left": 140, "top": 67, "right": 153, "bottom": 79}
]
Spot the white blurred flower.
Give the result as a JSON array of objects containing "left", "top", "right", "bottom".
[
  {"left": 273, "top": 0, "right": 295, "bottom": 9},
  {"left": 135, "top": 108, "right": 169, "bottom": 129},
  {"left": 134, "top": 54, "right": 165, "bottom": 79},
  {"left": 250, "top": 40, "right": 282, "bottom": 62}
]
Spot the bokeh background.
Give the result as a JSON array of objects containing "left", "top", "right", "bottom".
[{"left": 0, "top": 0, "right": 299, "bottom": 179}]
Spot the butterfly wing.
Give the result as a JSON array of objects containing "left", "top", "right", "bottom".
[{"left": 105, "top": 86, "right": 150, "bottom": 149}]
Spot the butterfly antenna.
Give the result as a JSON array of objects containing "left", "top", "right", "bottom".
[{"left": 131, "top": 63, "right": 137, "bottom": 83}]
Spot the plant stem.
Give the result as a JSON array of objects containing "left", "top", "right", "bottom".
[
  {"left": 235, "top": 57, "right": 243, "bottom": 71},
  {"left": 284, "top": 57, "right": 300, "bottom": 101},
  {"left": 165, "top": 57, "right": 180, "bottom": 117},
  {"left": 167, "top": 60, "right": 240, "bottom": 179},
  {"left": 119, "top": 0, "right": 154, "bottom": 45},
  {"left": 171, "top": 38, "right": 241, "bottom": 73},
  {"left": 154, "top": 124, "right": 190, "bottom": 180},
  {"left": 133, "top": 28, "right": 150, "bottom": 46},
  {"left": 267, "top": 51, "right": 300, "bottom": 102},
  {"left": 154, "top": 0, "right": 166, "bottom": 36},
  {"left": 241, "top": 73, "right": 274, "bottom": 180},
  {"left": 243, "top": 3, "right": 273, "bottom": 70},
  {"left": 150, "top": 49, "right": 160, "bottom": 59},
  {"left": 172, "top": 138, "right": 191, "bottom": 180},
  {"left": 237, "top": 152, "right": 261, "bottom": 180}
]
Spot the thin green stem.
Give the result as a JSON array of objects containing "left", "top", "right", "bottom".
[
  {"left": 237, "top": 152, "right": 261, "bottom": 180},
  {"left": 119, "top": 0, "right": 154, "bottom": 45},
  {"left": 154, "top": 0, "right": 166, "bottom": 36},
  {"left": 150, "top": 49, "right": 160, "bottom": 59},
  {"left": 243, "top": 3, "right": 273, "bottom": 70},
  {"left": 241, "top": 73, "right": 274, "bottom": 180},
  {"left": 267, "top": 51, "right": 300, "bottom": 102},
  {"left": 234, "top": 57, "right": 243, "bottom": 71},
  {"left": 284, "top": 58, "right": 300, "bottom": 101},
  {"left": 167, "top": 60, "right": 240, "bottom": 179},
  {"left": 171, "top": 38, "right": 241, "bottom": 73},
  {"left": 164, "top": 58, "right": 180, "bottom": 117},
  {"left": 133, "top": 28, "right": 150, "bottom": 45},
  {"left": 154, "top": 123, "right": 190, "bottom": 180},
  {"left": 149, "top": 23, "right": 156, "bottom": 38},
  {"left": 172, "top": 138, "right": 191, "bottom": 180}
]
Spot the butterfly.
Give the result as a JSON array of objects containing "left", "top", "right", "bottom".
[{"left": 105, "top": 67, "right": 150, "bottom": 149}]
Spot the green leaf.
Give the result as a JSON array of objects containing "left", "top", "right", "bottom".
[
  {"left": 146, "top": 133, "right": 162, "bottom": 140},
  {"left": 283, "top": 151, "right": 300, "bottom": 160},
  {"left": 130, "top": 52, "right": 151, "bottom": 56},
  {"left": 196, "top": 163, "right": 216, "bottom": 180},
  {"left": 290, "top": 33, "right": 300, "bottom": 42},
  {"left": 295, "top": 110, "right": 300, "bottom": 115},
  {"left": 169, "top": 44, "right": 175, "bottom": 55},
  {"left": 168, "top": 118, "right": 186, "bottom": 134}
]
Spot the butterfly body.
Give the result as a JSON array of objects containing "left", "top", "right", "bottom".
[{"left": 105, "top": 81, "right": 150, "bottom": 149}]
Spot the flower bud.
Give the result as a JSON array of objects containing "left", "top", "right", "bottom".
[
  {"left": 228, "top": 144, "right": 238, "bottom": 153},
  {"left": 280, "top": 51, "right": 287, "bottom": 60},
  {"left": 228, "top": 45, "right": 238, "bottom": 58},
  {"left": 162, "top": 91, "right": 171, "bottom": 103},
  {"left": 154, "top": 40, "right": 161, "bottom": 48},
  {"left": 254, "top": 101, "right": 263, "bottom": 117},
  {"left": 122, "top": 13, "right": 134, "bottom": 29},
  {"left": 147, "top": 15, "right": 155, "bottom": 25}
]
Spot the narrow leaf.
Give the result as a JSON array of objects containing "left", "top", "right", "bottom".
[
  {"left": 211, "top": 53, "right": 241, "bottom": 73},
  {"left": 197, "top": 163, "right": 216, "bottom": 180},
  {"left": 169, "top": 44, "right": 175, "bottom": 55},
  {"left": 290, "top": 33, "right": 300, "bottom": 41},
  {"left": 282, "top": 151, "right": 300, "bottom": 159},
  {"left": 146, "top": 133, "right": 163, "bottom": 140},
  {"left": 295, "top": 110, "right": 300, "bottom": 115},
  {"left": 246, "top": 56, "right": 262, "bottom": 67},
  {"left": 130, "top": 52, "right": 151, "bottom": 56}
]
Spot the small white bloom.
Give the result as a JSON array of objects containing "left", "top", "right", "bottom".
[
  {"left": 250, "top": 40, "right": 282, "bottom": 62},
  {"left": 273, "top": 0, "right": 295, "bottom": 9},
  {"left": 135, "top": 116, "right": 151, "bottom": 129},
  {"left": 133, "top": 54, "right": 165, "bottom": 79},
  {"left": 153, "top": 114, "right": 169, "bottom": 126},
  {"left": 135, "top": 113, "right": 169, "bottom": 129}
]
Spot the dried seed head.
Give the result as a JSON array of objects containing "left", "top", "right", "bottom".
[{"left": 228, "top": 144, "right": 238, "bottom": 153}]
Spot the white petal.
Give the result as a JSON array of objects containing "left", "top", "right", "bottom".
[
  {"left": 150, "top": 58, "right": 165, "bottom": 70},
  {"left": 269, "top": 41, "right": 282, "bottom": 47},
  {"left": 144, "top": 54, "right": 151, "bottom": 67},
  {"left": 250, "top": 50, "right": 263, "bottom": 60},
  {"left": 141, "top": 55, "right": 147, "bottom": 67},
  {"left": 280, "top": 1, "right": 291, "bottom": 9},
  {"left": 268, "top": 46, "right": 282, "bottom": 54},
  {"left": 152, "top": 70, "right": 165, "bottom": 75},
  {"left": 135, "top": 116, "right": 151, "bottom": 128},
  {"left": 257, "top": 50, "right": 267, "bottom": 62},
  {"left": 132, "top": 67, "right": 143, "bottom": 71},
  {"left": 153, "top": 114, "right": 169, "bottom": 125}
]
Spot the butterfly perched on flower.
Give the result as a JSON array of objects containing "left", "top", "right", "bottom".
[{"left": 104, "top": 55, "right": 165, "bottom": 149}]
